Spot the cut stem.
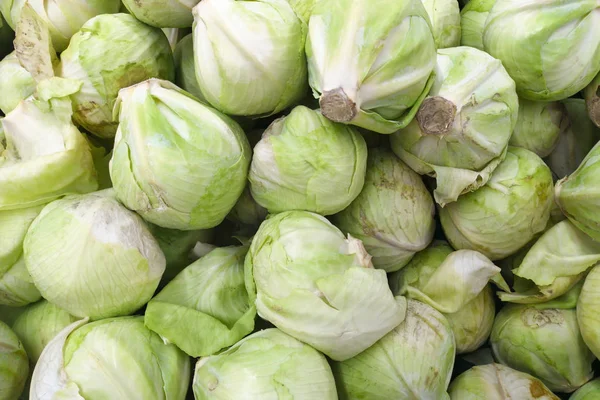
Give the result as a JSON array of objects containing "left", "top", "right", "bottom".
[
  {"left": 320, "top": 88, "right": 357, "bottom": 123},
  {"left": 416, "top": 96, "right": 457, "bottom": 136}
]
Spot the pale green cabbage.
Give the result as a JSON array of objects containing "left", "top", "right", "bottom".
[
  {"left": 509, "top": 99, "right": 566, "bottom": 158},
  {"left": 11, "top": 300, "right": 77, "bottom": 365},
  {"left": 439, "top": 147, "right": 553, "bottom": 260},
  {"left": 245, "top": 210, "right": 407, "bottom": 361},
  {"left": 331, "top": 300, "right": 455, "bottom": 400},
  {"left": 459, "top": 0, "right": 495, "bottom": 50},
  {"left": 122, "top": 0, "right": 200, "bottom": 28},
  {"left": 571, "top": 378, "right": 600, "bottom": 400},
  {"left": 249, "top": 106, "right": 367, "bottom": 216},
  {"left": 193, "top": 329, "right": 337, "bottom": 400},
  {"left": 24, "top": 190, "right": 166, "bottom": 320},
  {"left": 482, "top": 0, "right": 600, "bottom": 101},
  {"left": 58, "top": 13, "right": 175, "bottom": 138},
  {"left": 173, "top": 33, "right": 205, "bottom": 101},
  {"left": 0, "top": 206, "right": 43, "bottom": 306},
  {"left": 109, "top": 79, "right": 251, "bottom": 230},
  {"left": 389, "top": 241, "right": 502, "bottom": 354},
  {"left": 391, "top": 46, "right": 518, "bottom": 205},
  {"left": 29, "top": 317, "right": 190, "bottom": 400},
  {"left": 192, "top": 0, "right": 307, "bottom": 116},
  {"left": 555, "top": 141, "right": 600, "bottom": 242},
  {"left": 449, "top": 364, "right": 559, "bottom": 400},
  {"left": 577, "top": 265, "right": 600, "bottom": 360},
  {"left": 389, "top": 241, "right": 501, "bottom": 313},
  {"left": 306, "top": 0, "right": 436, "bottom": 133},
  {"left": 0, "top": 0, "right": 120, "bottom": 52},
  {"left": 491, "top": 304, "right": 594, "bottom": 393},
  {"left": 445, "top": 285, "right": 496, "bottom": 354},
  {"left": 421, "top": 0, "right": 461, "bottom": 48},
  {"left": 0, "top": 320, "right": 28, "bottom": 400},
  {"left": 333, "top": 148, "right": 435, "bottom": 272}
]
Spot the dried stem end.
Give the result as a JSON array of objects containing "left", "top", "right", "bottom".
[
  {"left": 587, "top": 87, "right": 600, "bottom": 128},
  {"left": 416, "top": 96, "right": 457, "bottom": 136},
  {"left": 320, "top": 88, "right": 357, "bottom": 123}
]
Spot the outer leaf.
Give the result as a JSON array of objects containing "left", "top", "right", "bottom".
[
  {"left": 0, "top": 51, "right": 35, "bottom": 114},
  {"left": 0, "top": 257, "right": 41, "bottom": 306},
  {"left": 511, "top": 221, "right": 600, "bottom": 286},
  {"left": 3, "top": 0, "right": 120, "bottom": 52},
  {"left": 31, "top": 317, "right": 190, "bottom": 400},
  {"left": 0, "top": 206, "right": 43, "bottom": 276},
  {"left": 409, "top": 250, "right": 498, "bottom": 312},
  {"left": 13, "top": 3, "right": 57, "bottom": 81},
  {"left": 459, "top": 0, "right": 495, "bottom": 50},
  {"left": 497, "top": 220, "right": 597, "bottom": 305},
  {"left": 173, "top": 34, "right": 205, "bottom": 101},
  {"left": 145, "top": 246, "right": 256, "bottom": 357},
  {"left": 390, "top": 242, "right": 500, "bottom": 313},
  {"left": 0, "top": 79, "right": 98, "bottom": 211},
  {"left": 29, "top": 319, "right": 88, "bottom": 400}
]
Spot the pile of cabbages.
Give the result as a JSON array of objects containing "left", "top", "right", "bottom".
[{"left": 1, "top": 0, "right": 600, "bottom": 398}]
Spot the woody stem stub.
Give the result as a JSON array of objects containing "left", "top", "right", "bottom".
[
  {"left": 320, "top": 88, "right": 357, "bottom": 123},
  {"left": 416, "top": 96, "right": 457, "bottom": 136}
]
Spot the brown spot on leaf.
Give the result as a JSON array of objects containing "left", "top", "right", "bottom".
[{"left": 530, "top": 379, "right": 552, "bottom": 398}]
